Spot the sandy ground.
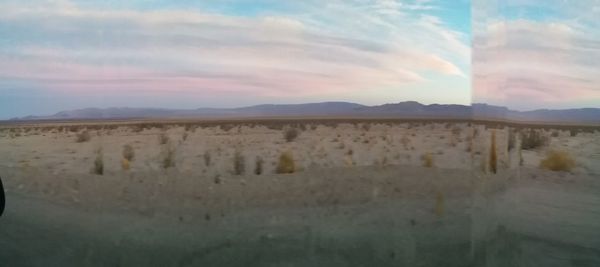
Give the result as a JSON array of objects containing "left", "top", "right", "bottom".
[{"left": 0, "top": 121, "right": 599, "bottom": 266}]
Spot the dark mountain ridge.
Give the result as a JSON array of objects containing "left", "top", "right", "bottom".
[{"left": 8, "top": 101, "right": 600, "bottom": 124}]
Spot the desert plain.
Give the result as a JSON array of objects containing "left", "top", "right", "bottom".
[{"left": 0, "top": 118, "right": 599, "bottom": 266}]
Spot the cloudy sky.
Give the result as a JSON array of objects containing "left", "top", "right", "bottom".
[
  {"left": 0, "top": 0, "right": 470, "bottom": 118},
  {"left": 473, "top": 0, "right": 600, "bottom": 110}
]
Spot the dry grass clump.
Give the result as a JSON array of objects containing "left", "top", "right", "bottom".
[
  {"left": 283, "top": 127, "right": 300, "bottom": 142},
  {"left": 92, "top": 148, "right": 103, "bottom": 175},
  {"left": 521, "top": 129, "right": 547, "bottom": 150},
  {"left": 233, "top": 150, "right": 245, "bottom": 175},
  {"left": 421, "top": 153, "right": 434, "bottom": 168},
  {"left": 540, "top": 150, "right": 575, "bottom": 172},
  {"left": 76, "top": 130, "right": 91, "bottom": 143},
  {"left": 276, "top": 151, "right": 296, "bottom": 174},
  {"left": 489, "top": 130, "right": 497, "bottom": 174},
  {"left": 121, "top": 158, "right": 130, "bottom": 170}
]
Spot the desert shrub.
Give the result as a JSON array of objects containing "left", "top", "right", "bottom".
[
  {"left": 507, "top": 128, "right": 516, "bottom": 151},
  {"left": 434, "top": 191, "right": 444, "bottom": 217},
  {"left": 220, "top": 124, "right": 234, "bottom": 132},
  {"left": 233, "top": 150, "right": 245, "bottom": 175},
  {"left": 162, "top": 145, "right": 176, "bottom": 169},
  {"left": 466, "top": 137, "right": 473, "bottom": 153},
  {"left": 362, "top": 123, "right": 371, "bottom": 131},
  {"left": 521, "top": 129, "right": 547, "bottom": 150},
  {"left": 519, "top": 146, "right": 524, "bottom": 166},
  {"left": 380, "top": 156, "right": 389, "bottom": 166},
  {"left": 283, "top": 127, "right": 300, "bottom": 142},
  {"left": 254, "top": 156, "right": 264, "bottom": 175},
  {"left": 451, "top": 126, "right": 461, "bottom": 136},
  {"left": 122, "top": 144, "right": 135, "bottom": 161},
  {"left": 570, "top": 129, "right": 579, "bottom": 137},
  {"left": 92, "top": 148, "right": 103, "bottom": 175},
  {"left": 540, "top": 150, "right": 575, "bottom": 172},
  {"left": 551, "top": 131, "right": 560, "bottom": 137},
  {"left": 203, "top": 151, "right": 211, "bottom": 166},
  {"left": 158, "top": 133, "right": 169, "bottom": 145},
  {"left": 76, "top": 130, "right": 91, "bottom": 143},
  {"left": 421, "top": 153, "right": 434, "bottom": 168},
  {"left": 266, "top": 123, "right": 284, "bottom": 131},
  {"left": 276, "top": 151, "right": 296, "bottom": 174},
  {"left": 489, "top": 130, "right": 497, "bottom": 174},
  {"left": 132, "top": 125, "right": 144, "bottom": 133},
  {"left": 400, "top": 135, "right": 411, "bottom": 149}
]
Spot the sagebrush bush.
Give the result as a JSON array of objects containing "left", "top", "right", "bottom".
[
  {"left": 276, "top": 151, "right": 296, "bottom": 174},
  {"left": 283, "top": 127, "right": 299, "bottom": 142},
  {"left": 540, "top": 150, "right": 575, "bottom": 172},
  {"left": 76, "top": 130, "right": 91, "bottom": 143}
]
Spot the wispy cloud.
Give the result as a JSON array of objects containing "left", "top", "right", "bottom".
[
  {"left": 473, "top": 0, "right": 600, "bottom": 109},
  {"left": 0, "top": 0, "right": 469, "bottom": 118}
]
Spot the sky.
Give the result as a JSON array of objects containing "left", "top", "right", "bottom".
[
  {"left": 1, "top": 1, "right": 598, "bottom": 119},
  {"left": 0, "top": 0, "right": 470, "bottom": 119},
  {"left": 473, "top": 0, "right": 600, "bottom": 111}
]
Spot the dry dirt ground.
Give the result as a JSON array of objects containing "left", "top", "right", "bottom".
[{"left": 0, "top": 120, "right": 599, "bottom": 266}]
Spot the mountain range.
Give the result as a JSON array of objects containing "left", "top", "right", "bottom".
[{"left": 9, "top": 101, "right": 600, "bottom": 124}]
